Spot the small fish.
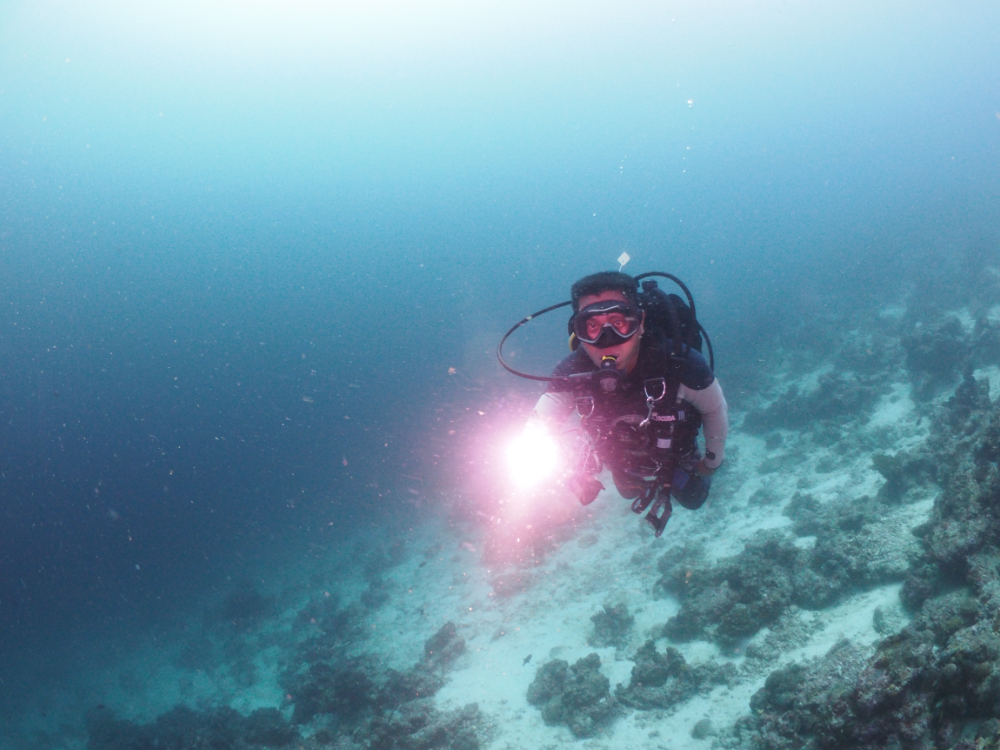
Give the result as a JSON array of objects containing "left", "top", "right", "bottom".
[
  {"left": 459, "top": 541, "right": 476, "bottom": 553},
  {"left": 523, "top": 654, "right": 532, "bottom": 665}
]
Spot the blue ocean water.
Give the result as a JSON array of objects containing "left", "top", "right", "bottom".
[{"left": 1, "top": 0, "right": 998, "bottom": 745}]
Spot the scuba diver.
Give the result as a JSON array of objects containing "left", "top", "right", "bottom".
[{"left": 498, "top": 271, "right": 728, "bottom": 537}]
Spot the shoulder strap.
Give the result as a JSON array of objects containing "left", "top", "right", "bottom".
[{"left": 639, "top": 345, "right": 685, "bottom": 406}]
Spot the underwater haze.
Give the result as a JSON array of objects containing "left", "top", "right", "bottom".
[{"left": 1, "top": 0, "right": 1000, "bottom": 748}]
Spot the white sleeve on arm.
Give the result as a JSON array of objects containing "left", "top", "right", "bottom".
[
  {"left": 679, "top": 379, "right": 728, "bottom": 469},
  {"left": 531, "top": 390, "right": 577, "bottom": 427}
]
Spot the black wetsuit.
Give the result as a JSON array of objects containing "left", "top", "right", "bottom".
[{"left": 548, "top": 337, "right": 716, "bottom": 510}]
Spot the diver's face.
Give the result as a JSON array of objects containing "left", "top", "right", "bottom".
[{"left": 577, "top": 290, "right": 644, "bottom": 373}]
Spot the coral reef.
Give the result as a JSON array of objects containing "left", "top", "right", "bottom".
[
  {"left": 614, "top": 640, "right": 735, "bottom": 711},
  {"left": 728, "top": 616, "right": 1000, "bottom": 750},
  {"left": 285, "top": 621, "right": 467, "bottom": 723},
  {"left": 286, "top": 658, "right": 379, "bottom": 724},
  {"left": 88, "top": 621, "right": 483, "bottom": 750},
  {"left": 588, "top": 603, "right": 634, "bottom": 648},
  {"left": 742, "top": 372, "right": 887, "bottom": 434},
  {"left": 526, "top": 653, "right": 616, "bottom": 737},
  {"left": 657, "top": 500, "right": 912, "bottom": 650},
  {"left": 901, "top": 316, "right": 969, "bottom": 400},
  {"left": 972, "top": 316, "right": 1000, "bottom": 366},
  {"left": 422, "top": 621, "right": 466, "bottom": 669},
  {"left": 901, "top": 375, "right": 995, "bottom": 612},
  {"left": 691, "top": 717, "right": 717, "bottom": 739},
  {"left": 871, "top": 450, "right": 935, "bottom": 503},
  {"left": 361, "top": 578, "right": 393, "bottom": 609},
  {"left": 287, "top": 596, "right": 370, "bottom": 669},
  {"left": 364, "top": 701, "right": 484, "bottom": 750},
  {"left": 727, "top": 639, "right": 870, "bottom": 750},
  {"left": 720, "top": 368, "right": 1000, "bottom": 750}
]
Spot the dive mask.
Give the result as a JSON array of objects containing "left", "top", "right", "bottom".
[{"left": 570, "top": 300, "right": 643, "bottom": 349}]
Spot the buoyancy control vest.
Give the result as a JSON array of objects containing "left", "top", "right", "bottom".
[{"left": 550, "top": 337, "right": 713, "bottom": 479}]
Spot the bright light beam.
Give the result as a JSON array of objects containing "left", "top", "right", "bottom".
[{"left": 506, "top": 421, "right": 559, "bottom": 489}]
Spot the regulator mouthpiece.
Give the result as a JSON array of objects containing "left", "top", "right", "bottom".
[{"left": 596, "top": 356, "right": 624, "bottom": 394}]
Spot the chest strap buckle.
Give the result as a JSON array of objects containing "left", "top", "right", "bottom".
[
  {"left": 640, "top": 378, "right": 667, "bottom": 430},
  {"left": 643, "top": 378, "right": 667, "bottom": 402}
]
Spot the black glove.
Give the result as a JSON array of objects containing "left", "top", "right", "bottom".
[{"left": 569, "top": 475, "right": 605, "bottom": 505}]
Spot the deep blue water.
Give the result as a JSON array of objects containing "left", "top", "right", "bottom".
[{"left": 1, "top": 0, "right": 998, "bottom": 680}]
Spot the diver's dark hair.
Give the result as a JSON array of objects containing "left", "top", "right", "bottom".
[{"left": 570, "top": 272, "right": 639, "bottom": 312}]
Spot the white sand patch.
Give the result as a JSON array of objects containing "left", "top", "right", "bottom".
[
  {"left": 954, "top": 308, "right": 977, "bottom": 335},
  {"left": 867, "top": 381, "right": 917, "bottom": 431},
  {"left": 904, "top": 495, "right": 937, "bottom": 523},
  {"left": 794, "top": 363, "right": 834, "bottom": 392},
  {"left": 781, "top": 583, "right": 907, "bottom": 665},
  {"left": 879, "top": 304, "right": 907, "bottom": 321}
]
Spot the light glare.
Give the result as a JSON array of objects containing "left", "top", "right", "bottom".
[{"left": 506, "top": 422, "right": 558, "bottom": 488}]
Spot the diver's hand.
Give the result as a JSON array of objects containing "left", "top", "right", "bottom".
[
  {"left": 695, "top": 459, "right": 719, "bottom": 477},
  {"left": 568, "top": 475, "right": 605, "bottom": 505}
]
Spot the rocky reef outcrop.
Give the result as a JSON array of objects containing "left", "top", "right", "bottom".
[
  {"left": 722, "top": 371, "right": 1000, "bottom": 750},
  {"left": 526, "top": 653, "right": 616, "bottom": 738},
  {"left": 615, "top": 639, "right": 735, "bottom": 711},
  {"left": 588, "top": 603, "right": 634, "bottom": 648},
  {"left": 87, "top": 621, "right": 487, "bottom": 750},
  {"left": 656, "top": 495, "right": 912, "bottom": 652}
]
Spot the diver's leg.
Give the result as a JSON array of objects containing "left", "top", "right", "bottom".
[{"left": 611, "top": 468, "right": 643, "bottom": 500}]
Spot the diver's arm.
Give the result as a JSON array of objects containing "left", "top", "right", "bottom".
[
  {"left": 530, "top": 390, "right": 576, "bottom": 427},
  {"left": 679, "top": 379, "right": 728, "bottom": 469},
  {"left": 531, "top": 389, "right": 603, "bottom": 504}
]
